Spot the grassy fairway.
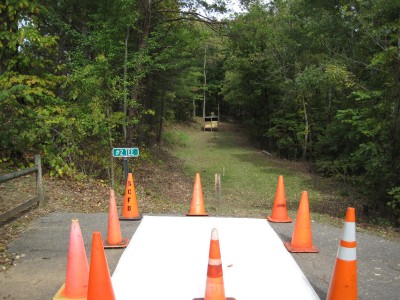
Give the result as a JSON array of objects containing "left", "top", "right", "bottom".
[{"left": 164, "top": 120, "right": 356, "bottom": 223}]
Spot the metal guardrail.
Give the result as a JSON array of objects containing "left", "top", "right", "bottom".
[{"left": 0, "top": 155, "right": 44, "bottom": 223}]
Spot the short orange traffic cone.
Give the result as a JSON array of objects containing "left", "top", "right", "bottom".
[
  {"left": 187, "top": 172, "right": 208, "bottom": 216},
  {"left": 267, "top": 175, "right": 292, "bottom": 222},
  {"left": 120, "top": 172, "right": 142, "bottom": 220},
  {"left": 326, "top": 207, "right": 357, "bottom": 300},
  {"left": 104, "top": 189, "right": 129, "bottom": 248},
  {"left": 193, "top": 228, "right": 235, "bottom": 300},
  {"left": 205, "top": 228, "right": 227, "bottom": 300},
  {"left": 284, "top": 191, "right": 319, "bottom": 253},
  {"left": 53, "top": 218, "right": 89, "bottom": 300},
  {"left": 87, "top": 232, "right": 116, "bottom": 300}
]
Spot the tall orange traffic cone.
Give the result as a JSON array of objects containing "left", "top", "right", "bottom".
[
  {"left": 104, "top": 189, "right": 129, "bottom": 248},
  {"left": 284, "top": 191, "right": 319, "bottom": 253},
  {"left": 87, "top": 232, "right": 116, "bottom": 300},
  {"left": 187, "top": 172, "right": 208, "bottom": 216},
  {"left": 326, "top": 207, "right": 357, "bottom": 300},
  {"left": 53, "top": 218, "right": 89, "bottom": 300},
  {"left": 120, "top": 172, "right": 142, "bottom": 220},
  {"left": 267, "top": 175, "right": 292, "bottom": 222}
]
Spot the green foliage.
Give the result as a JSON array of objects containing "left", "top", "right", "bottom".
[
  {"left": 221, "top": 0, "right": 400, "bottom": 223},
  {"left": 266, "top": 116, "right": 304, "bottom": 160},
  {"left": 162, "top": 130, "right": 190, "bottom": 147},
  {"left": 0, "top": 1, "right": 65, "bottom": 170},
  {"left": 2, "top": 0, "right": 399, "bottom": 224},
  {"left": 0, "top": 0, "right": 220, "bottom": 177}
]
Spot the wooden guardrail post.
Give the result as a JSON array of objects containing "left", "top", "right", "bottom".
[
  {"left": 215, "top": 173, "right": 221, "bottom": 206},
  {"left": 0, "top": 155, "right": 45, "bottom": 222},
  {"left": 35, "top": 155, "right": 44, "bottom": 207}
]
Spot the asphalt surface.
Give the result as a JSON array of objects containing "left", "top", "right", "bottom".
[{"left": 0, "top": 212, "right": 399, "bottom": 299}]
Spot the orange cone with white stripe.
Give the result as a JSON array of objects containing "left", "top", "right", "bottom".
[
  {"left": 202, "top": 228, "right": 235, "bottom": 300},
  {"left": 120, "top": 172, "right": 142, "bottom": 220},
  {"left": 267, "top": 175, "right": 292, "bottom": 223},
  {"left": 53, "top": 218, "right": 89, "bottom": 300},
  {"left": 326, "top": 207, "right": 357, "bottom": 300},
  {"left": 104, "top": 189, "right": 129, "bottom": 248},
  {"left": 193, "top": 229, "right": 235, "bottom": 300},
  {"left": 284, "top": 191, "right": 318, "bottom": 253},
  {"left": 187, "top": 173, "right": 208, "bottom": 216}
]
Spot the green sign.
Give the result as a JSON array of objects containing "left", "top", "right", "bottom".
[{"left": 112, "top": 148, "right": 139, "bottom": 157}]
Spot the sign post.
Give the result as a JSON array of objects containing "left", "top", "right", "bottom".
[{"left": 112, "top": 148, "right": 140, "bottom": 183}]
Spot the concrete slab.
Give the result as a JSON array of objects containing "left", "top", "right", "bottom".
[{"left": 112, "top": 216, "right": 319, "bottom": 299}]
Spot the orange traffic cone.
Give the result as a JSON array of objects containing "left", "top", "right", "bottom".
[
  {"left": 284, "top": 191, "right": 319, "bottom": 253},
  {"left": 267, "top": 175, "right": 292, "bottom": 222},
  {"left": 53, "top": 218, "right": 89, "bottom": 300},
  {"left": 187, "top": 172, "right": 208, "bottom": 216},
  {"left": 205, "top": 228, "right": 226, "bottom": 300},
  {"left": 87, "top": 232, "right": 116, "bottom": 300},
  {"left": 193, "top": 228, "right": 235, "bottom": 300},
  {"left": 104, "top": 189, "right": 129, "bottom": 248},
  {"left": 120, "top": 172, "right": 142, "bottom": 220},
  {"left": 326, "top": 207, "right": 357, "bottom": 300}
]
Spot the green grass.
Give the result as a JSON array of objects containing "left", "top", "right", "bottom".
[
  {"left": 161, "top": 120, "right": 399, "bottom": 239},
  {"left": 170, "top": 123, "right": 326, "bottom": 217},
  {"left": 162, "top": 130, "right": 190, "bottom": 147}
]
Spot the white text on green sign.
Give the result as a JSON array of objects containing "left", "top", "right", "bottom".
[{"left": 112, "top": 148, "right": 139, "bottom": 157}]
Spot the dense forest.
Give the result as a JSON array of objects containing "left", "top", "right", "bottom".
[{"left": 1, "top": 0, "right": 399, "bottom": 223}]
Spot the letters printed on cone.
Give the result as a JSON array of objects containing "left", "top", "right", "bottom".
[
  {"left": 120, "top": 172, "right": 142, "bottom": 220},
  {"left": 267, "top": 175, "right": 292, "bottom": 223}
]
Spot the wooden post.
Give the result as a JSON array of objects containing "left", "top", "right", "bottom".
[
  {"left": 215, "top": 173, "right": 221, "bottom": 204},
  {"left": 35, "top": 155, "right": 44, "bottom": 207},
  {"left": 203, "top": 46, "right": 207, "bottom": 123}
]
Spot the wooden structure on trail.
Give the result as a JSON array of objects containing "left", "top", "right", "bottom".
[{"left": 0, "top": 155, "right": 44, "bottom": 223}]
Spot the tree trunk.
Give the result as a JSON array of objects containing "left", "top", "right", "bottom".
[
  {"left": 157, "top": 97, "right": 165, "bottom": 143},
  {"left": 126, "top": 0, "right": 152, "bottom": 146},
  {"left": 123, "top": 26, "right": 130, "bottom": 141},
  {"left": 203, "top": 46, "right": 207, "bottom": 122},
  {"left": 302, "top": 99, "right": 309, "bottom": 161},
  {"left": 106, "top": 107, "right": 115, "bottom": 189}
]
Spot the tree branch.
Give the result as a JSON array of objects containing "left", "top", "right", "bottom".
[
  {"left": 158, "top": 10, "right": 221, "bottom": 23},
  {"left": 151, "top": 10, "right": 226, "bottom": 32},
  {"left": 325, "top": 44, "right": 390, "bottom": 74}
]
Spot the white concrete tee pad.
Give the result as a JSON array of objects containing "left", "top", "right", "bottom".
[{"left": 111, "top": 216, "right": 320, "bottom": 299}]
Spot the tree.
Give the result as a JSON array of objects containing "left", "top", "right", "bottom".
[
  {"left": 0, "top": 1, "right": 63, "bottom": 165},
  {"left": 222, "top": 0, "right": 400, "bottom": 223}
]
